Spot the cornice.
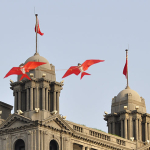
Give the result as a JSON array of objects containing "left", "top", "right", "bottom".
[{"left": 10, "top": 78, "right": 63, "bottom": 89}]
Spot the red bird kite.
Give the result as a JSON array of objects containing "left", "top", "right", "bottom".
[
  {"left": 4, "top": 62, "right": 46, "bottom": 81},
  {"left": 62, "top": 59, "right": 104, "bottom": 79}
]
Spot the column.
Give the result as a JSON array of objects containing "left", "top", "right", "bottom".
[
  {"left": 121, "top": 120, "right": 124, "bottom": 138},
  {"left": 86, "top": 147, "right": 90, "bottom": 150},
  {"left": 56, "top": 92, "right": 60, "bottom": 113},
  {"left": 26, "top": 88, "right": 29, "bottom": 111},
  {"left": 34, "top": 88, "right": 36, "bottom": 109},
  {"left": 124, "top": 119, "right": 127, "bottom": 139},
  {"left": 139, "top": 120, "right": 142, "bottom": 141},
  {"left": 124, "top": 118, "right": 128, "bottom": 139},
  {"left": 36, "top": 130, "right": 40, "bottom": 150},
  {"left": 30, "top": 87, "right": 33, "bottom": 110},
  {"left": 36, "top": 87, "right": 39, "bottom": 108},
  {"left": 18, "top": 91, "right": 21, "bottom": 110},
  {"left": 112, "top": 122, "right": 115, "bottom": 135},
  {"left": 48, "top": 92, "right": 51, "bottom": 111},
  {"left": 53, "top": 91, "right": 56, "bottom": 111},
  {"left": 135, "top": 119, "right": 138, "bottom": 140},
  {"left": 14, "top": 92, "right": 17, "bottom": 112},
  {"left": 40, "top": 131, "right": 43, "bottom": 150},
  {"left": 45, "top": 88, "right": 48, "bottom": 111},
  {"left": 145, "top": 122, "right": 148, "bottom": 141},
  {"left": 108, "top": 122, "right": 111, "bottom": 133},
  {"left": 42, "top": 87, "right": 45, "bottom": 110},
  {"left": 128, "top": 117, "right": 133, "bottom": 139}
]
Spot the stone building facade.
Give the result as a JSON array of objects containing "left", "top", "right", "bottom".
[{"left": 0, "top": 52, "right": 150, "bottom": 150}]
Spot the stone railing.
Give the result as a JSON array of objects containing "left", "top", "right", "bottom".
[
  {"left": 116, "top": 139, "right": 126, "bottom": 146},
  {"left": 73, "top": 125, "right": 83, "bottom": 132},
  {"left": 89, "top": 130, "right": 110, "bottom": 141}
]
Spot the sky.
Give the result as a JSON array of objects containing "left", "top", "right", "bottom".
[{"left": 0, "top": 1, "right": 150, "bottom": 133}]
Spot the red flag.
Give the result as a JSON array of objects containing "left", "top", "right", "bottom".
[
  {"left": 35, "top": 17, "right": 44, "bottom": 36},
  {"left": 123, "top": 54, "right": 128, "bottom": 78}
]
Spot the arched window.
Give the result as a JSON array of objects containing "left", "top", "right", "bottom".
[
  {"left": 50, "top": 140, "right": 59, "bottom": 150},
  {"left": 14, "top": 139, "right": 25, "bottom": 150}
]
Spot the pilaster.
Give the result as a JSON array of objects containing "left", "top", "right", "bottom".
[
  {"left": 135, "top": 119, "right": 138, "bottom": 140},
  {"left": 112, "top": 122, "right": 115, "bottom": 135},
  {"left": 129, "top": 117, "right": 133, "bottom": 138},
  {"left": 34, "top": 87, "right": 36, "bottom": 109},
  {"left": 139, "top": 119, "right": 142, "bottom": 141},
  {"left": 40, "top": 130, "right": 43, "bottom": 150},
  {"left": 36, "top": 130, "right": 40, "bottom": 150},
  {"left": 48, "top": 92, "right": 51, "bottom": 111},
  {"left": 33, "top": 130, "right": 36, "bottom": 150},
  {"left": 108, "top": 122, "right": 111, "bottom": 133},
  {"left": 43, "top": 131, "right": 48, "bottom": 150},
  {"left": 27, "top": 130, "right": 33, "bottom": 150}
]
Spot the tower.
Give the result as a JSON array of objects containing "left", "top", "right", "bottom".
[
  {"left": 11, "top": 52, "right": 63, "bottom": 120},
  {"left": 104, "top": 85, "right": 149, "bottom": 143}
]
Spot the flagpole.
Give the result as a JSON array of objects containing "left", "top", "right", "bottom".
[
  {"left": 125, "top": 49, "right": 128, "bottom": 87},
  {"left": 35, "top": 14, "right": 38, "bottom": 54}
]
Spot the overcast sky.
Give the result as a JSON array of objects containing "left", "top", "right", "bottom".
[{"left": 1, "top": 1, "right": 150, "bottom": 133}]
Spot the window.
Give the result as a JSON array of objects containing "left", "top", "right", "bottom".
[
  {"left": 14, "top": 139, "right": 25, "bottom": 150},
  {"left": 50, "top": 140, "right": 59, "bottom": 150}
]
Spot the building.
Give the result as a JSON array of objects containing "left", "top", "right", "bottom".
[{"left": 0, "top": 52, "right": 150, "bottom": 150}]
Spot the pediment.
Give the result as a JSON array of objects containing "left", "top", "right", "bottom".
[
  {"left": 45, "top": 120, "right": 61, "bottom": 130},
  {"left": 7, "top": 120, "right": 29, "bottom": 128},
  {"left": 43, "top": 114, "right": 74, "bottom": 133},
  {"left": 0, "top": 113, "right": 33, "bottom": 129}
]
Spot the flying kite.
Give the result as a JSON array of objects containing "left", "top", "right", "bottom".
[
  {"left": 62, "top": 59, "right": 104, "bottom": 79},
  {"left": 4, "top": 62, "right": 46, "bottom": 81}
]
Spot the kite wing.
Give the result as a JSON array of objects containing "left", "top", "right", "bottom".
[
  {"left": 62, "top": 66, "right": 80, "bottom": 78},
  {"left": 20, "top": 74, "right": 31, "bottom": 81},
  {"left": 4, "top": 67, "right": 22, "bottom": 78},
  {"left": 24, "top": 62, "right": 46, "bottom": 72},
  {"left": 82, "top": 59, "right": 105, "bottom": 71}
]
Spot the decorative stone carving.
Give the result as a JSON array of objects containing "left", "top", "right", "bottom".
[
  {"left": 44, "top": 131, "right": 48, "bottom": 135},
  {"left": 2, "top": 135, "right": 8, "bottom": 140},
  {"left": 27, "top": 131, "right": 32, "bottom": 135}
]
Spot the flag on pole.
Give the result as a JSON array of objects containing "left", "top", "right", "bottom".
[
  {"left": 35, "top": 17, "right": 44, "bottom": 36},
  {"left": 123, "top": 53, "right": 128, "bottom": 78}
]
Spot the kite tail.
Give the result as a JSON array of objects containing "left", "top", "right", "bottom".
[
  {"left": 20, "top": 74, "right": 31, "bottom": 81},
  {"left": 80, "top": 72, "right": 91, "bottom": 79}
]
